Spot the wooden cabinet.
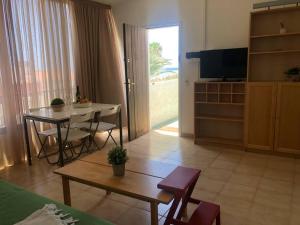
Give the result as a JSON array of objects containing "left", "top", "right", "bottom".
[
  {"left": 245, "top": 82, "right": 277, "bottom": 151},
  {"left": 246, "top": 82, "right": 300, "bottom": 155},
  {"left": 194, "top": 82, "right": 245, "bottom": 147},
  {"left": 275, "top": 83, "right": 300, "bottom": 154}
]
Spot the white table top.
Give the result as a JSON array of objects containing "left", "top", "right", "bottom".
[{"left": 24, "top": 103, "right": 117, "bottom": 122}]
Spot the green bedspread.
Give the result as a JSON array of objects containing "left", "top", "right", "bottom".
[{"left": 0, "top": 180, "right": 113, "bottom": 225}]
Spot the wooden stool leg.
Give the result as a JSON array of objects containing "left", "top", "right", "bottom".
[
  {"left": 216, "top": 212, "right": 221, "bottom": 225},
  {"left": 182, "top": 206, "right": 188, "bottom": 218},
  {"left": 150, "top": 202, "right": 159, "bottom": 225}
]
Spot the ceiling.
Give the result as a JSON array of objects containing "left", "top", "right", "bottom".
[{"left": 93, "top": 0, "right": 126, "bottom": 6}]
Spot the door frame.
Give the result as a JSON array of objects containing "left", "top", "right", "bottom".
[
  {"left": 146, "top": 23, "right": 182, "bottom": 135},
  {"left": 123, "top": 23, "right": 132, "bottom": 141}
]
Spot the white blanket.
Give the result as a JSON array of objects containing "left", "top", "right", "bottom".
[{"left": 15, "top": 204, "right": 77, "bottom": 225}]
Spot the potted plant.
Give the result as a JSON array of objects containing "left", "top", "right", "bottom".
[
  {"left": 285, "top": 67, "right": 300, "bottom": 82},
  {"left": 51, "top": 98, "right": 65, "bottom": 112},
  {"left": 108, "top": 146, "right": 128, "bottom": 177}
]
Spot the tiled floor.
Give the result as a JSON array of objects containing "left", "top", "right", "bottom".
[{"left": 1, "top": 131, "right": 300, "bottom": 225}]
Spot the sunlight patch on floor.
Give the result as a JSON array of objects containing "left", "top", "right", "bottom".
[{"left": 154, "top": 120, "right": 179, "bottom": 137}]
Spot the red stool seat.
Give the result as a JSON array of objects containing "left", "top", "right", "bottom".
[
  {"left": 158, "top": 166, "right": 201, "bottom": 192},
  {"left": 189, "top": 201, "right": 220, "bottom": 225}
]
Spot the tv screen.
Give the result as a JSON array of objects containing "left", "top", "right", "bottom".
[{"left": 200, "top": 48, "right": 248, "bottom": 79}]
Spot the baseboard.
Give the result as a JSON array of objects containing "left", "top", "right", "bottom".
[{"left": 180, "top": 133, "right": 194, "bottom": 138}]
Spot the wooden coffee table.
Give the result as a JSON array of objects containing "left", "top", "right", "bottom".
[{"left": 54, "top": 151, "right": 177, "bottom": 225}]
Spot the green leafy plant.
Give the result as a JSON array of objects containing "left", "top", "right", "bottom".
[
  {"left": 149, "top": 42, "right": 171, "bottom": 77},
  {"left": 108, "top": 146, "right": 128, "bottom": 165},
  {"left": 51, "top": 98, "right": 65, "bottom": 106},
  {"left": 285, "top": 67, "right": 300, "bottom": 76}
]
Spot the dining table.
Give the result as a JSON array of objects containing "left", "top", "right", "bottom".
[{"left": 23, "top": 103, "right": 123, "bottom": 167}]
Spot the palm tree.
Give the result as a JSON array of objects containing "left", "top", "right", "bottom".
[{"left": 149, "top": 42, "right": 171, "bottom": 77}]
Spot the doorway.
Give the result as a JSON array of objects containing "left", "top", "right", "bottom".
[{"left": 148, "top": 26, "right": 179, "bottom": 135}]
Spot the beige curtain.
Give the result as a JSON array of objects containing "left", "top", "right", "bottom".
[
  {"left": 0, "top": 0, "right": 76, "bottom": 169},
  {"left": 71, "top": 1, "right": 126, "bottom": 122}
]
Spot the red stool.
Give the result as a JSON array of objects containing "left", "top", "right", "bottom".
[{"left": 158, "top": 166, "right": 220, "bottom": 225}]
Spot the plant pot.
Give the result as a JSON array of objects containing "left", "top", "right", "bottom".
[
  {"left": 51, "top": 104, "right": 65, "bottom": 112},
  {"left": 112, "top": 164, "right": 125, "bottom": 177}
]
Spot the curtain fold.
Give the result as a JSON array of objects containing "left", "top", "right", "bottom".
[
  {"left": 71, "top": 1, "right": 126, "bottom": 121},
  {"left": 0, "top": 0, "right": 76, "bottom": 169}
]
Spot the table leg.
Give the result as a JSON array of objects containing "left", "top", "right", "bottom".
[
  {"left": 150, "top": 202, "right": 159, "bottom": 225},
  {"left": 57, "top": 122, "right": 64, "bottom": 167},
  {"left": 62, "top": 176, "right": 71, "bottom": 206},
  {"left": 119, "top": 109, "right": 123, "bottom": 147},
  {"left": 23, "top": 117, "right": 32, "bottom": 166}
]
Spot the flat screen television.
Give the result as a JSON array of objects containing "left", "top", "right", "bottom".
[{"left": 200, "top": 48, "right": 248, "bottom": 79}]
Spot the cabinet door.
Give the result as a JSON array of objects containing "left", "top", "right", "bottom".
[
  {"left": 275, "top": 83, "right": 300, "bottom": 154},
  {"left": 245, "top": 82, "right": 277, "bottom": 151}
]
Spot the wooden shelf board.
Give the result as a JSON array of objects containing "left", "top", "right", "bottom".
[
  {"left": 195, "top": 115, "right": 244, "bottom": 123},
  {"left": 250, "top": 49, "right": 300, "bottom": 55},
  {"left": 195, "top": 137, "right": 244, "bottom": 146},
  {"left": 195, "top": 102, "right": 245, "bottom": 106},
  {"left": 195, "top": 92, "right": 245, "bottom": 95},
  {"left": 251, "top": 6, "right": 300, "bottom": 15},
  {"left": 251, "top": 32, "right": 300, "bottom": 39}
]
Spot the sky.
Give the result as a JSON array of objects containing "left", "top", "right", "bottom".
[{"left": 148, "top": 26, "right": 179, "bottom": 68}]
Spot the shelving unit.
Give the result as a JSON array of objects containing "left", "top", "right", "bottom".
[
  {"left": 249, "top": 49, "right": 300, "bottom": 55},
  {"left": 194, "top": 82, "right": 245, "bottom": 147},
  {"left": 250, "top": 31, "right": 300, "bottom": 39},
  {"left": 248, "top": 6, "right": 300, "bottom": 81}
]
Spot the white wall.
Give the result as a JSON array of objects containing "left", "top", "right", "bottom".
[{"left": 113, "top": 0, "right": 264, "bottom": 135}]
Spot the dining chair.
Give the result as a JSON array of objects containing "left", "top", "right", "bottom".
[
  {"left": 52, "top": 111, "right": 95, "bottom": 161},
  {"left": 29, "top": 107, "right": 59, "bottom": 164},
  {"left": 75, "top": 105, "right": 121, "bottom": 150}
]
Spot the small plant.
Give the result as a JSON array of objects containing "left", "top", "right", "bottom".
[
  {"left": 108, "top": 146, "right": 128, "bottom": 165},
  {"left": 285, "top": 67, "right": 300, "bottom": 76},
  {"left": 51, "top": 98, "right": 65, "bottom": 106}
]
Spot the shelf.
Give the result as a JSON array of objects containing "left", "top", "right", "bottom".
[
  {"left": 251, "top": 32, "right": 300, "bottom": 39},
  {"left": 195, "top": 115, "right": 244, "bottom": 123},
  {"left": 195, "top": 92, "right": 245, "bottom": 95},
  {"left": 250, "top": 49, "right": 300, "bottom": 55},
  {"left": 195, "top": 102, "right": 245, "bottom": 106},
  {"left": 195, "top": 137, "right": 244, "bottom": 147}
]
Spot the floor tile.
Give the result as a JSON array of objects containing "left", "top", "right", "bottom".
[
  {"left": 229, "top": 173, "right": 261, "bottom": 187},
  {"left": 254, "top": 190, "right": 291, "bottom": 210},
  {"left": 195, "top": 176, "right": 226, "bottom": 193},
  {"left": 258, "top": 177, "right": 293, "bottom": 195},
  {"left": 202, "top": 167, "right": 233, "bottom": 182},
  {"left": 220, "top": 183, "right": 256, "bottom": 201}
]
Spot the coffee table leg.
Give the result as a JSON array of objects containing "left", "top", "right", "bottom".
[
  {"left": 62, "top": 176, "right": 71, "bottom": 206},
  {"left": 150, "top": 202, "right": 158, "bottom": 225}
]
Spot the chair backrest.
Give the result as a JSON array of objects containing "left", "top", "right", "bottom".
[
  {"left": 62, "top": 111, "right": 95, "bottom": 143},
  {"left": 100, "top": 105, "right": 121, "bottom": 118},
  {"left": 70, "top": 111, "right": 95, "bottom": 124}
]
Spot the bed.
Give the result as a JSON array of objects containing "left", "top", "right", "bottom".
[{"left": 0, "top": 180, "right": 113, "bottom": 225}]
